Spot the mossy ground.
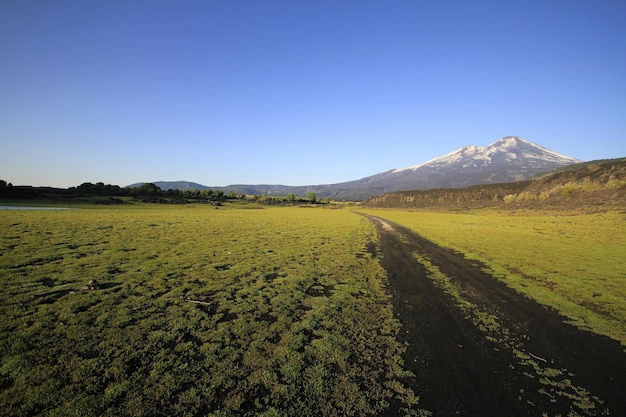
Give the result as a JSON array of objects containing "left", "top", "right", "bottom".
[{"left": 0, "top": 204, "right": 423, "bottom": 416}]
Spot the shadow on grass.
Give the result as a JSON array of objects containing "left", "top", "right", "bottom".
[{"left": 24, "top": 282, "right": 123, "bottom": 305}]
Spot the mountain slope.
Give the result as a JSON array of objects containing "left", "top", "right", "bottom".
[{"left": 362, "top": 158, "right": 626, "bottom": 211}]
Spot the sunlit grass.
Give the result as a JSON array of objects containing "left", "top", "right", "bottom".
[
  {"left": 360, "top": 208, "right": 626, "bottom": 344},
  {"left": 0, "top": 204, "right": 425, "bottom": 416}
]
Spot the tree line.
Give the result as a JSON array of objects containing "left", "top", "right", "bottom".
[
  {"left": 249, "top": 192, "right": 330, "bottom": 205},
  {"left": 128, "top": 183, "right": 228, "bottom": 203},
  {"left": 1, "top": 180, "right": 330, "bottom": 205}
]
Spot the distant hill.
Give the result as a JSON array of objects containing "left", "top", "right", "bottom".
[
  {"left": 129, "top": 136, "right": 582, "bottom": 200},
  {"left": 127, "top": 181, "right": 209, "bottom": 191},
  {"left": 362, "top": 158, "right": 626, "bottom": 211}
]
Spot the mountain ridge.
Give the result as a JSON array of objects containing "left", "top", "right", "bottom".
[
  {"left": 129, "top": 136, "right": 583, "bottom": 200},
  {"left": 362, "top": 157, "right": 626, "bottom": 211}
]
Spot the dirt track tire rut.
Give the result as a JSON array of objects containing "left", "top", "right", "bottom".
[{"left": 359, "top": 213, "right": 626, "bottom": 417}]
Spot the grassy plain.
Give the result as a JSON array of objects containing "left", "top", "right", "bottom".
[
  {"left": 360, "top": 208, "right": 626, "bottom": 345},
  {"left": 0, "top": 204, "right": 424, "bottom": 416}
]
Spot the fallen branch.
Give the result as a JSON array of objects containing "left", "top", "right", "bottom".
[
  {"left": 528, "top": 352, "right": 548, "bottom": 363},
  {"left": 185, "top": 299, "right": 213, "bottom": 306}
]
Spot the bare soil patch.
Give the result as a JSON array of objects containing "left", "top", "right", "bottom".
[{"left": 360, "top": 213, "right": 626, "bottom": 416}]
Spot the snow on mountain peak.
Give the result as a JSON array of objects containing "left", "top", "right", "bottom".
[
  {"left": 392, "top": 136, "right": 579, "bottom": 173},
  {"left": 493, "top": 136, "right": 526, "bottom": 149},
  {"left": 488, "top": 136, "right": 580, "bottom": 163}
]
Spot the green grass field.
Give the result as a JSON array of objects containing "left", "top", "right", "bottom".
[
  {"left": 360, "top": 208, "right": 626, "bottom": 345},
  {"left": 2, "top": 202, "right": 624, "bottom": 416},
  {"left": 0, "top": 204, "right": 423, "bottom": 416}
]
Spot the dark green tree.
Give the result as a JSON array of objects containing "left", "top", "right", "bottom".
[
  {"left": 202, "top": 189, "right": 214, "bottom": 200},
  {"left": 134, "top": 183, "right": 162, "bottom": 196},
  {"left": 0, "top": 180, "right": 13, "bottom": 197}
]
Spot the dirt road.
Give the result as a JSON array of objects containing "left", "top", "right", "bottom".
[{"left": 359, "top": 213, "right": 626, "bottom": 417}]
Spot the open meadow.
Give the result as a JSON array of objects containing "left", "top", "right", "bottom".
[
  {"left": 2, "top": 202, "right": 625, "bottom": 416},
  {"left": 0, "top": 204, "right": 423, "bottom": 416},
  {"left": 360, "top": 208, "right": 626, "bottom": 345}
]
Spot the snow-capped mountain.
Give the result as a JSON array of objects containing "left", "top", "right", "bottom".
[
  {"left": 347, "top": 136, "right": 581, "bottom": 193},
  {"left": 394, "top": 136, "right": 579, "bottom": 173}
]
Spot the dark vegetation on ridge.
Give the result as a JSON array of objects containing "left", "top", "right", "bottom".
[{"left": 362, "top": 158, "right": 626, "bottom": 211}]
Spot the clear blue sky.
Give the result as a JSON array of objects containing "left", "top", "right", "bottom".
[{"left": 1, "top": 0, "right": 625, "bottom": 188}]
